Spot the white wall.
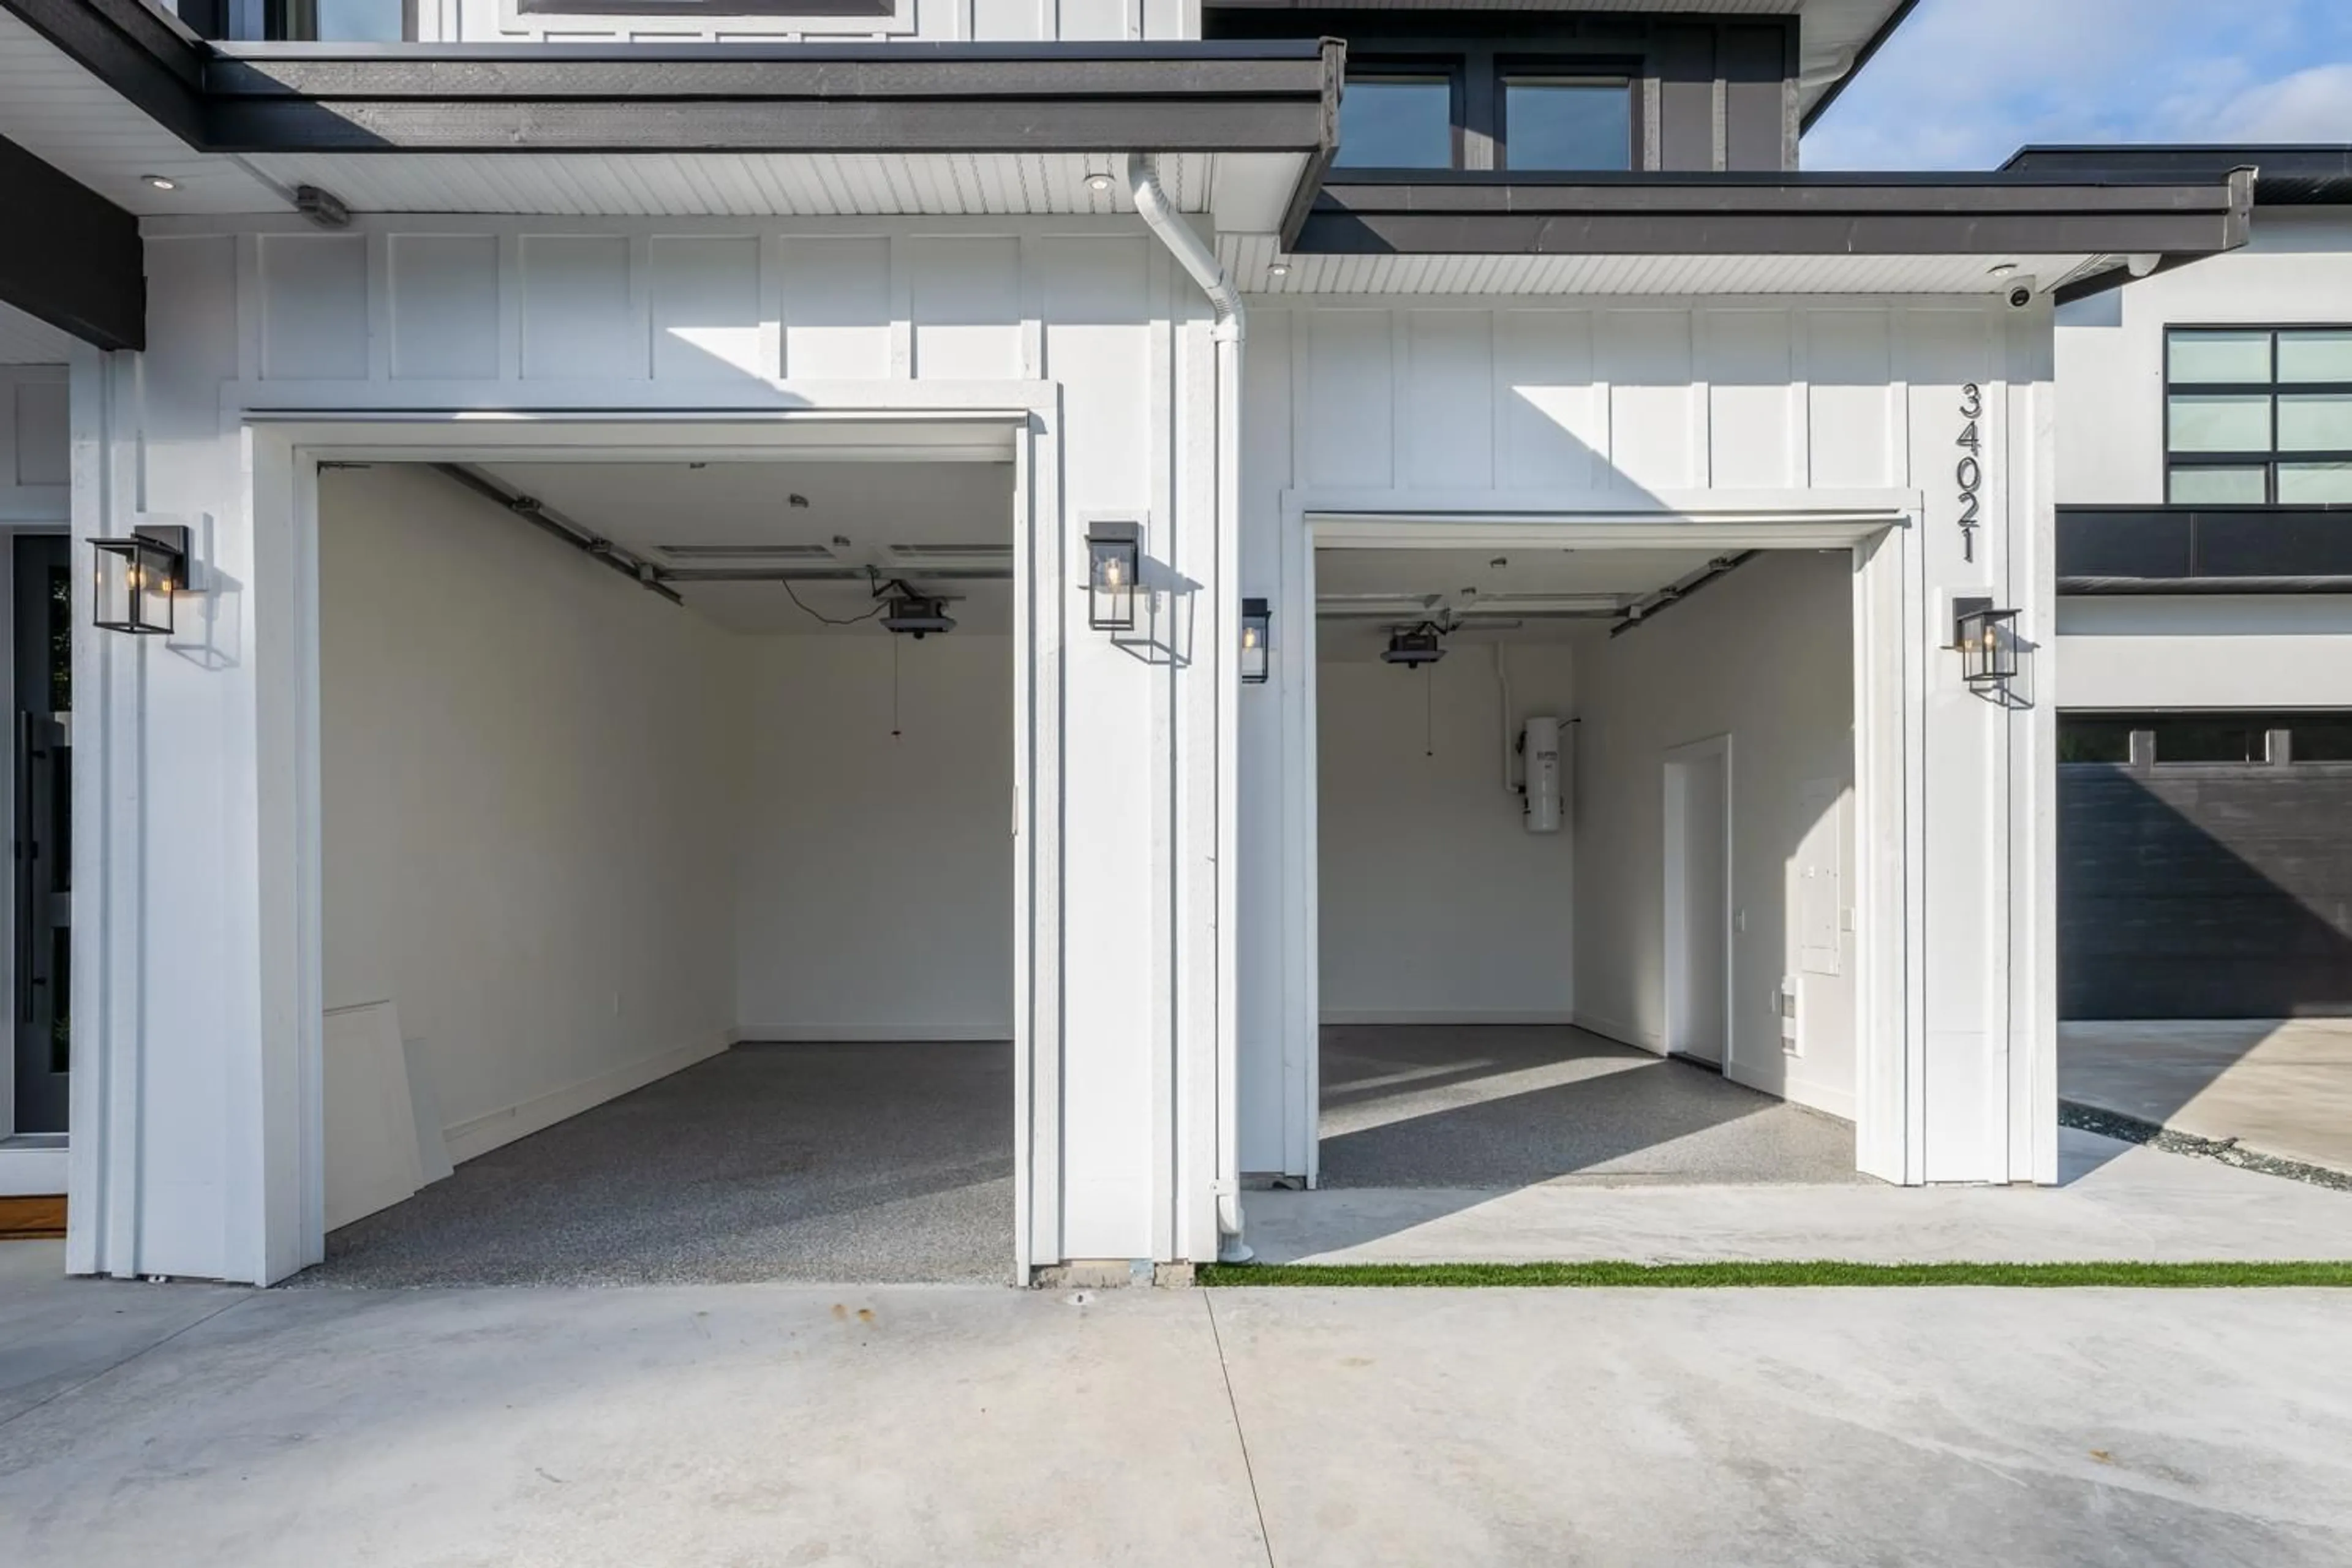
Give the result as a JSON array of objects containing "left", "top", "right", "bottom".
[
  {"left": 1571, "top": 551, "right": 1857, "bottom": 1118},
  {"left": 83, "top": 216, "right": 1221, "bottom": 1281},
  {"left": 2056, "top": 595, "right": 2352, "bottom": 710},
  {"left": 2054, "top": 209, "right": 2352, "bottom": 714},
  {"left": 735, "top": 633, "right": 1013, "bottom": 1039},
  {"left": 2057, "top": 209, "right": 2352, "bottom": 507},
  {"left": 320, "top": 464, "right": 739, "bottom": 1158},
  {"left": 1316, "top": 641, "right": 1575, "bottom": 1024},
  {"left": 1238, "top": 295, "right": 2056, "bottom": 1185}
]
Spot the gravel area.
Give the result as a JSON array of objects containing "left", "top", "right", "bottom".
[{"left": 2060, "top": 1099, "right": 2352, "bottom": 1194}]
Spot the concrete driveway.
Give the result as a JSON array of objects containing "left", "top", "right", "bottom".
[
  {"left": 5, "top": 1240, "right": 2351, "bottom": 1566},
  {"left": 2062, "top": 1019, "right": 2352, "bottom": 1175}
]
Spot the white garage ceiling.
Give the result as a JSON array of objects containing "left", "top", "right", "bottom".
[{"left": 469, "top": 458, "right": 1015, "bottom": 635}]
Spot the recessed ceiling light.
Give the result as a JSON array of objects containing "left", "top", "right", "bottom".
[
  {"left": 1268, "top": 262, "right": 1291, "bottom": 277},
  {"left": 1087, "top": 173, "right": 1114, "bottom": 192},
  {"left": 141, "top": 174, "right": 178, "bottom": 191},
  {"left": 1987, "top": 262, "right": 2018, "bottom": 276}
]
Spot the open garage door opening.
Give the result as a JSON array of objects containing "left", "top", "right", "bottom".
[
  {"left": 1308, "top": 540, "right": 1868, "bottom": 1194},
  {"left": 310, "top": 451, "right": 1017, "bottom": 1286}
]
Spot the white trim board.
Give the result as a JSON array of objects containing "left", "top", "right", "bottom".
[
  {"left": 440, "top": 1033, "right": 733, "bottom": 1167},
  {"left": 0, "top": 1143, "right": 67, "bottom": 1196}
]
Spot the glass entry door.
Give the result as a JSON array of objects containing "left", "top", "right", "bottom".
[{"left": 13, "top": 534, "right": 69, "bottom": 1135}]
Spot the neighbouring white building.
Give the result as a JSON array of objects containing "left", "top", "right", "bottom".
[
  {"left": 2011, "top": 145, "right": 2352, "bottom": 1023},
  {"left": 0, "top": 0, "right": 2255, "bottom": 1284}
]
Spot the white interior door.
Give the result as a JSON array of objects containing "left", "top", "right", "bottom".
[{"left": 1665, "top": 743, "right": 1730, "bottom": 1067}]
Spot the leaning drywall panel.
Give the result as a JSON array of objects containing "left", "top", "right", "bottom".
[
  {"left": 319, "top": 462, "right": 739, "bottom": 1157},
  {"left": 322, "top": 1000, "right": 423, "bottom": 1231}
]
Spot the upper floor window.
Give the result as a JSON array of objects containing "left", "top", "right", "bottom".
[
  {"left": 1332, "top": 51, "right": 1635, "bottom": 172},
  {"left": 265, "top": 0, "right": 411, "bottom": 39},
  {"left": 2166, "top": 327, "right": 2352, "bottom": 505}
]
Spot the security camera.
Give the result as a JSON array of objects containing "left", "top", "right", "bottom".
[{"left": 2005, "top": 282, "right": 2035, "bottom": 309}]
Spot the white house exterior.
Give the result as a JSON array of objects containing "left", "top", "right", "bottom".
[
  {"left": 0, "top": 0, "right": 2256, "bottom": 1283},
  {"left": 2016, "top": 146, "right": 2352, "bottom": 1021}
]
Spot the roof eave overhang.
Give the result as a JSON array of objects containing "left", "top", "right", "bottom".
[
  {"left": 1295, "top": 169, "right": 2258, "bottom": 263},
  {"left": 2, "top": 0, "right": 1343, "bottom": 157},
  {"left": 0, "top": 128, "right": 143, "bottom": 350}
]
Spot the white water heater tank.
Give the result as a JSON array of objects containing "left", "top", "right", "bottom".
[{"left": 1523, "top": 717, "right": 1564, "bottom": 834}]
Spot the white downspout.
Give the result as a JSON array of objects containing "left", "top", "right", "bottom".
[{"left": 1125, "top": 153, "right": 1253, "bottom": 1265}]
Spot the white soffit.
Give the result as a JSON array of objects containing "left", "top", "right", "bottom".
[
  {"left": 0, "top": 12, "right": 279, "bottom": 215},
  {"left": 235, "top": 149, "right": 1279, "bottom": 223},
  {"left": 0, "top": 301, "right": 74, "bottom": 365},
  {"left": 1225, "top": 235, "right": 2098, "bottom": 297}
]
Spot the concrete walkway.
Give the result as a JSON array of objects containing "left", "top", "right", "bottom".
[
  {"left": 2062, "top": 1019, "right": 2352, "bottom": 1175},
  {"left": 1245, "top": 1129, "right": 2352, "bottom": 1265},
  {"left": 3, "top": 1241, "right": 2350, "bottom": 1566}
]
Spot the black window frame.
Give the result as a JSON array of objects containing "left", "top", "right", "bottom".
[
  {"left": 2165, "top": 325, "right": 2352, "bottom": 506},
  {"left": 1335, "top": 36, "right": 1643, "bottom": 173}
]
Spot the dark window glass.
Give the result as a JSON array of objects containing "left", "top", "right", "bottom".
[
  {"left": 1502, "top": 79, "right": 1632, "bottom": 171},
  {"left": 1336, "top": 75, "right": 1456, "bottom": 169},
  {"left": 2289, "top": 714, "right": 2352, "bottom": 761},
  {"left": 2166, "top": 327, "right": 2352, "bottom": 503},
  {"left": 271, "top": 0, "right": 407, "bottom": 40},
  {"left": 2057, "top": 717, "right": 2135, "bottom": 763},
  {"left": 2148, "top": 715, "right": 2271, "bottom": 763}
]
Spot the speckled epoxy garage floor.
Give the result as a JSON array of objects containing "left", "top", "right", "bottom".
[
  {"left": 293, "top": 1041, "right": 1016, "bottom": 1288},
  {"left": 1319, "top": 1025, "right": 1864, "bottom": 1188}
]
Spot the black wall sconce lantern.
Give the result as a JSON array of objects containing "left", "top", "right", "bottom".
[
  {"left": 1954, "top": 598, "right": 2019, "bottom": 688},
  {"left": 1240, "top": 597, "right": 1271, "bottom": 684},
  {"left": 91, "top": 524, "right": 190, "bottom": 636},
  {"left": 1085, "top": 520, "right": 1140, "bottom": 631}
]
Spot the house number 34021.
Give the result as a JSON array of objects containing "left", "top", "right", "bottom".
[{"left": 1955, "top": 383, "right": 1984, "bottom": 562}]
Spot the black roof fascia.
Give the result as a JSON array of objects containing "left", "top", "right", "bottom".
[
  {"left": 2004, "top": 145, "right": 2352, "bottom": 206},
  {"left": 199, "top": 42, "right": 1341, "bottom": 153},
  {"left": 1297, "top": 168, "right": 2255, "bottom": 258},
  {"left": 0, "top": 0, "right": 1342, "bottom": 156},
  {"left": 1797, "top": 0, "right": 1917, "bottom": 134},
  {"left": 0, "top": 127, "right": 143, "bottom": 351},
  {"left": 1, "top": 0, "right": 206, "bottom": 145}
]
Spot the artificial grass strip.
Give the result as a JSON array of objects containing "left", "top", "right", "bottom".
[{"left": 1196, "top": 1259, "right": 2352, "bottom": 1289}]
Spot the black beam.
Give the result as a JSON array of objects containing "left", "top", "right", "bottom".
[
  {"left": 1298, "top": 169, "right": 2255, "bottom": 258},
  {"left": 2005, "top": 143, "right": 2352, "bottom": 207},
  {"left": 2057, "top": 504, "right": 2352, "bottom": 588},
  {"left": 0, "top": 130, "right": 143, "bottom": 352}
]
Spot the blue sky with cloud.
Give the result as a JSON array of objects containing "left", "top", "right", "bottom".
[{"left": 1804, "top": 0, "right": 2352, "bottom": 170}]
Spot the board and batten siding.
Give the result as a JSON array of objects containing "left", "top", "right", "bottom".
[
  {"left": 1235, "top": 296, "right": 2056, "bottom": 1186},
  {"left": 83, "top": 217, "right": 1224, "bottom": 1281},
  {"left": 1253, "top": 301, "right": 2016, "bottom": 497}
]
